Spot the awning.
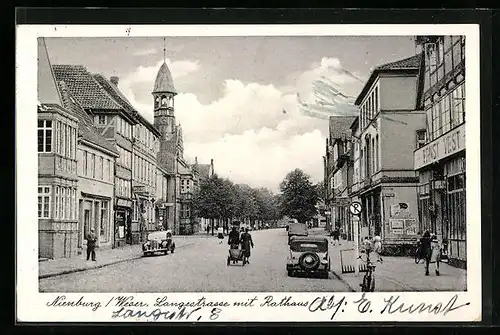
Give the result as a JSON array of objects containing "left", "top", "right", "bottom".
[{"left": 80, "top": 192, "right": 112, "bottom": 201}]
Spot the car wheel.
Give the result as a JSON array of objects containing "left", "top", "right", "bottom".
[
  {"left": 227, "top": 256, "right": 230, "bottom": 266},
  {"left": 164, "top": 250, "right": 168, "bottom": 255},
  {"left": 287, "top": 270, "right": 294, "bottom": 277},
  {"left": 322, "top": 271, "right": 329, "bottom": 279}
]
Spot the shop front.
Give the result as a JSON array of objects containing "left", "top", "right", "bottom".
[
  {"left": 79, "top": 193, "right": 113, "bottom": 251},
  {"left": 414, "top": 123, "right": 466, "bottom": 268},
  {"left": 115, "top": 197, "right": 132, "bottom": 247}
]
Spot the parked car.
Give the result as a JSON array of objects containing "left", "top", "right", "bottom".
[
  {"left": 287, "top": 222, "right": 308, "bottom": 244},
  {"left": 142, "top": 230, "right": 175, "bottom": 256},
  {"left": 286, "top": 236, "right": 330, "bottom": 278}
]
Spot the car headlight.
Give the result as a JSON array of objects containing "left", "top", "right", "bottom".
[
  {"left": 144, "top": 242, "right": 150, "bottom": 246},
  {"left": 321, "top": 260, "right": 328, "bottom": 265}
]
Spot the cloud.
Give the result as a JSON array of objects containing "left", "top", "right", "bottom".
[
  {"left": 119, "top": 56, "right": 360, "bottom": 191},
  {"left": 133, "top": 48, "right": 158, "bottom": 56}
]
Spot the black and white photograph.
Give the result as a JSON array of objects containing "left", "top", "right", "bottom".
[{"left": 16, "top": 23, "right": 481, "bottom": 322}]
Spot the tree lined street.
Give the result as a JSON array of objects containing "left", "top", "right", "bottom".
[{"left": 39, "top": 228, "right": 351, "bottom": 292}]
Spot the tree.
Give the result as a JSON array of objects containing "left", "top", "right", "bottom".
[{"left": 278, "top": 169, "right": 319, "bottom": 223}]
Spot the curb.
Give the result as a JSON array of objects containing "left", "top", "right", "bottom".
[
  {"left": 39, "top": 242, "right": 194, "bottom": 280},
  {"left": 330, "top": 270, "right": 357, "bottom": 292}
]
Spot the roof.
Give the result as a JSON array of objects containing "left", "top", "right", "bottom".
[
  {"left": 153, "top": 62, "right": 177, "bottom": 94},
  {"left": 350, "top": 116, "right": 359, "bottom": 130},
  {"left": 38, "top": 38, "right": 64, "bottom": 106},
  {"left": 92, "top": 74, "right": 136, "bottom": 113},
  {"left": 355, "top": 54, "right": 422, "bottom": 105},
  {"left": 58, "top": 80, "right": 119, "bottom": 156},
  {"left": 52, "top": 65, "right": 124, "bottom": 111},
  {"left": 194, "top": 164, "right": 211, "bottom": 179},
  {"left": 289, "top": 236, "right": 329, "bottom": 243},
  {"left": 329, "top": 116, "right": 357, "bottom": 140}
]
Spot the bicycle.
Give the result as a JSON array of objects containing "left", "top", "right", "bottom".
[{"left": 358, "top": 251, "right": 382, "bottom": 292}]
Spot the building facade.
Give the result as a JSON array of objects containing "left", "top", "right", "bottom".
[
  {"left": 324, "top": 116, "right": 356, "bottom": 240},
  {"left": 413, "top": 35, "right": 466, "bottom": 268},
  {"left": 38, "top": 38, "right": 79, "bottom": 259},
  {"left": 352, "top": 54, "right": 426, "bottom": 255},
  {"left": 57, "top": 81, "right": 120, "bottom": 253},
  {"left": 53, "top": 66, "right": 139, "bottom": 248}
]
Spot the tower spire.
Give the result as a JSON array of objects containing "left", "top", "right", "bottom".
[{"left": 163, "top": 37, "right": 166, "bottom": 63}]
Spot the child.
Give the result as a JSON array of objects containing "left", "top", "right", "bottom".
[
  {"left": 429, "top": 234, "right": 441, "bottom": 276},
  {"left": 373, "top": 235, "right": 383, "bottom": 262}
]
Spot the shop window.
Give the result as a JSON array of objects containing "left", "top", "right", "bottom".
[{"left": 100, "top": 201, "right": 109, "bottom": 241}]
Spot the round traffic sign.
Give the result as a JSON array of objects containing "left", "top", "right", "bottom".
[{"left": 349, "top": 202, "right": 362, "bottom": 215}]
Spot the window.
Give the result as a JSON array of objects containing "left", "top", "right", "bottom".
[
  {"left": 67, "top": 125, "right": 71, "bottom": 158},
  {"left": 99, "top": 156, "right": 103, "bottom": 180},
  {"left": 109, "top": 159, "right": 113, "bottom": 180},
  {"left": 98, "top": 115, "right": 106, "bottom": 125},
  {"left": 37, "top": 120, "right": 52, "bottom": 153},
  {"left": 451, "top": 83, "right": 465, "bottom": 127},
  {"left": 91, "top": 153, "right": 95, "bottom": 178},
  {"left": 416, "top": 130, "right": 427, "bottom": 149},
  {"left": 100, "top": 201, "right": 108, "bottom": 240},
  {"left": 452, "top": 37, "right": 462, "bottom": 68},
  {"left": 432, "top": 103, "right": 441, "bottom": 140},
  {"left": 72, "top": 189, "right": 76, "bottom": 220},
  {"left": 375, "top": 135, "right": 379, "bottom": 171},
  {"left": 441, "top": 95, "right": 451, "bottom": 134},
  {"left": 38, "top": 186, "right": 51, "bottom": 218},
  {"left": 374, "top": 87, "right": 379, "bottom": 114},
  {"left": 54, "top": 186, "right": 60, "bottom": 219}
]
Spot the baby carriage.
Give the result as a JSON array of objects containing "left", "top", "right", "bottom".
[{"left": 227, "top": 244, "right": 247, "bottom": 266}]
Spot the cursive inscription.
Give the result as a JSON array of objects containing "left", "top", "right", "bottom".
[
  {"left": 308, "top": 295, "right": 347, "bottom": 320},
  {"left": 380, "top": 294, "right": 470, "bottom": 316},
  {"left": 46, "top": 295, "right": 101, "bottom": 311},
  {"left": 260, "top": 295, "right": 308, "bottom": 307},
  {"left": 112, "top": 307, "right": 202, "bottom": 321}
]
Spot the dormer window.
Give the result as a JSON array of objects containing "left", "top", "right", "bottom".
[{"left": 98, "top": 115, "right": 106, "bottom": 125}]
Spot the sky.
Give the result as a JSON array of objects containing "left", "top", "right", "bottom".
[{"left": 45, "top": 36, "right": 417, "bottom": 192}]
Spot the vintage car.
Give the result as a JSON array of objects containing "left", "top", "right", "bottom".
[
  {"left": 287, "top": 222, "right": 308, "bottom": 244},
  {"left": 142, "top": 230, "right": 175, "bottom": 256},
  {"left": 286, "top": 236, "right": 330, "bottom": 278}
]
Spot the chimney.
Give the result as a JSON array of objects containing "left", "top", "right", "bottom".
[
  {"left": 210, "top": 159, "right": 214, "bottom": 166},
  {"left": 110, "top": 76, "right": 119, "bottom": 86},
  {"left": 195, "top": 157, "right": 198, "bottom": 165}
]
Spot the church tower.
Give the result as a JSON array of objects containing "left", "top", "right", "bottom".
[{"left": 153, "top": 38, "right": 178, "bottom": 174}]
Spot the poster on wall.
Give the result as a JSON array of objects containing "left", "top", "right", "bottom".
[
  {"left": 389, "top": 219, "right": 404, "bottom": 234},
  {"left": 390, "top": 202, "right": 411, "bottom": 218},
  {"left": 404, "top": 219, "right": 418, "bottom": 235}
]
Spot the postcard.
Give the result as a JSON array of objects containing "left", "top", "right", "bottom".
[{"left": 16, "top": 23, "right": 481, "bottom": 322}]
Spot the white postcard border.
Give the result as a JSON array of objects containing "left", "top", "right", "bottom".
[{"left": 16, "top": 24, "right": 482, "bottom": 322}]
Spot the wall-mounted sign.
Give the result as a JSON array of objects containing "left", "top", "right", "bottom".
[
  {"left": 414, "top": 123, "right": 465, "bottom": 170},
  {"left": 349, "top": 202, "right": 362, "bottom": 215},
  {"left": 390, "top": 219, "right": 404, "bottom": 229},
  {"left": 405, "top": 219, "right": 418, "bottom": 235}
]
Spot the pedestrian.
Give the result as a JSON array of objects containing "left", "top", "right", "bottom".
[
  {"left": 240, "top": 228, "right": 254, "bottom": 264},
  {"left": 332, "top": 227, "right": 341, "bottom": 246},
  {"left": 217, "top": 226, "right": 224, "bottom": 244},
  {"left": 420, "top": 231, "right": 440, "bottom": 276},
  {"left": 86, "top": 228, "right": 97, "bottom": 261},
  {"left": 228, "top": 226, "right": 240, "bottom": 249}
]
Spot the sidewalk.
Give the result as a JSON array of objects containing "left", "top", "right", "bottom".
[
  {"left": 39, "top": 237, "right": 195, "bottom": 279},
  {"left": 329, "top": 240, "right": 467, "bottom": 292}
]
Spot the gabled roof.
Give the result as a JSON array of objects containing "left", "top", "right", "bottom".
[
  {"left": 52, "top": 65, "right": 124, "bottom": 111},
  {"left": 38, "top": 38, "right": 64, "bottom": 106},
  {"left": 355, "top": 54, "right": 422, "bottom": 105},
  {"left": 92, "top": 74, "right": 135, "bottom": 113},
  {"left": 375, "top": 54, "right": 421, "bottom": 71},
  {"left": 93, "top": 74, "right": 161, "bottom": 136},
  {"left": 194, "top": 164, "right": 211, "bottom": 179},
  {"left": 58, "top": 80, "right": 119, "bottom": 156},
  {"left": 329, "top": 116, "right": 357, "bottom": 141}
]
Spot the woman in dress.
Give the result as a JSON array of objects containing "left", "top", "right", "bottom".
[{"left": 240, "top": 228, "right": 254, "bottom": 264}]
